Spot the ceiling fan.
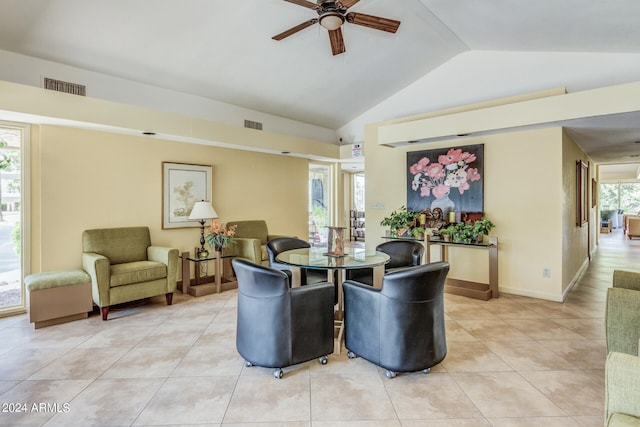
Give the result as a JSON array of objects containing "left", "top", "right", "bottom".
[{"left": 272, "top": 0, "right": 401, "bottom": 56}]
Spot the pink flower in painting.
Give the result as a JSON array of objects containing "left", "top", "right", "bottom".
[
  {"left": 466, "top": 167, "right": 481, "bottom": 182},
  {"left": 457, "top": 181, "right": 470, "bottom": 194},
  {"left": 432, "top": 184, "right": 450, "bottom": 199},
  {"left": 460, "top": 151, "right": 476, "bottom": 164},
  {"left": 438, "top": 148, "right": 464, "bottom": 166},
  {"left": 408, "top": 147, "right": 481, "bottom": 200},
  {"left": 425, "top": 163, "right": 445, "bottom": 180},
  {"left": 409, "top": 157, "right": 430, "bottom": 175}
]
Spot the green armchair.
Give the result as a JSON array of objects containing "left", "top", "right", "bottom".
[
  {"left": 605, "top": 352, "right": 640, "bottom": 426},
  {"left": 82, "top": 227, "right": 178, "bottom": 320},
  {"left": 606, "top": 270, "right": 640, "bottom": 356},
  {"left": 226, "top": 220, "right": 291, "bottom": 265}
]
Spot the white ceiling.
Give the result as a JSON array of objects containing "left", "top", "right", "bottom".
[{"left": 1, "top": 0, "right": 640, "bottom": 175}]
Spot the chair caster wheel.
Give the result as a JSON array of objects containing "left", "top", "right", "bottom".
[
  {"left": 319, "top": 356, "right": 328, "bottom": 365},
  {"left": 347, "top": 351, "right": 356, "bottom": 359},
  {"left": 422, "top": 368, "right": 431, "bottom": 374},
  {"left": 245, "top": 361, "right": 253, "bottom": 367},
  {"left": 273, "top": 368, "right": 283, "bottom": 379},
  {"left": 385, "top": 370, "right": 397, "bottom": 379}
]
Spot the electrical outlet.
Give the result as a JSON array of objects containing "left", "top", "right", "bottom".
[
  {"left": 370, "top": 202, "right": 385, "bottom": 209},
  {"left": 543, "top": 268, "right": 551, "bottom": 278}
]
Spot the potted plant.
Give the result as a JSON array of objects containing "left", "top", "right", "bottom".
[
  {"left": 453, "top": 222, "right": 474, "bottom": 244},
  {"left": 411, "top": 226, "right": 426, "bottom": 239},
  {"left": 439, "top": 225, "right": 456, "bottom": 242},
  {"left": 471, "top": 217, "right": 495, "bottom": 243},
  {"left": 380, "top": 206, "right": 419, "bottom": 237}
]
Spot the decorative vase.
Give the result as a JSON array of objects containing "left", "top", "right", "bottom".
[{"left": 431, "top": 194, "right": 455, "bottom": 215}]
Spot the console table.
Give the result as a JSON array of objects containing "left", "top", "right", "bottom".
[
  {"left": 382, "top": 234, "right": 499, "bottom": 300},
  {"left": 179, "top": 251, "right": 237, "bottom": 297},
  {"left": 425, "top": 235, "right": 498, "bottom": 300}
]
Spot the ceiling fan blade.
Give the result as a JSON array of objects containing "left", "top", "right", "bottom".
[
  {"left": 272, "top": 18, "right": 318, "bottom": 41},
  {"left": 346, "top": 12, "right": 401, "bottom": 33},
  {"left": 338, "top": 0, "right": 360, "bottom": 8},
  {"left": 328, "top": 27, "right": 346, "bottom": 55},
  {"left": 283, "top": 0, "right": 319, "bottom": 10}
]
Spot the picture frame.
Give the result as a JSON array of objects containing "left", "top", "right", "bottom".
[
  {"left": 576, "top": 160, "right": 589, "bottom": 226},
  {"left": 162, "top": 162, "right": 212, "bottom": 229},
  {"left": 406, "top": 144, "right": 484, "bottom": 213}
]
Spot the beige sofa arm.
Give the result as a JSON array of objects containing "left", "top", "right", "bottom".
[
  {"left": 605, "top": 352, "right": 640, "bottom": 425},
  {"left": 148, "top": 246, "right": 179, "bottom": 292},
  {"left": 231, "top": 238, "right": 262, "bottom": 264},
  {"left": 606, "top": 286, "right": 640, "bottom": 356},
  {"left": 82, "top": 252, "right": 110, "bottom": 306},
  {"left": 613, "top": 270, "right": 640, "bottom": 292}
]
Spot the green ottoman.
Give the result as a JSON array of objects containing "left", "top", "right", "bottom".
[{"left": 25, "top": 270, "right": 92, "bottom": 329}]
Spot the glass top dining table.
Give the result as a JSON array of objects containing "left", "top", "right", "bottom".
[
  {"left": 275, "top": 247, "right": 390, "bottom": 271},
  {"left": 276, "top": 247, "right": 390, "bottom": 315}
]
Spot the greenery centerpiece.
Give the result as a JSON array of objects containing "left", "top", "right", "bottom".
[
  {"left": 205, "top": 219, "right": 238, "bottom": 252},
  {"left": 439, "top": 225, "right": 456, "bottom": 242},
  {"left": 380, "top": 206, "right": 420, "bottom": 237},
  {"left": 471, "top": 216, "right": 495, "bottom": 243},
  {"left": 452, "top": 222, "right": 474, "bottom": 244}
]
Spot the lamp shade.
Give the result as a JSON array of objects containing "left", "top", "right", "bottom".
[
  {"left": 188, "top": 201, "right": 218, "bottom": 220},
  {"left": 320, "top": 13, "right": 344, "bottom": 31}
]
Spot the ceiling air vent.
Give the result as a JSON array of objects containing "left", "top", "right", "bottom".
[
  {"left": 244, "top": 119, "right": 263, "bottom": 131},
  {"left": 43, "top": 77, "right": 86, "bottom": 96}
]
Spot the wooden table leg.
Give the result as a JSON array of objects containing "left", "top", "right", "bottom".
[
  {"left": 488, "top": 237, "right": 499, "bottom": 298},
  {"left": 181, "top": 252, "right": 190, "bottom": 295},
  {"left": 290, "top": 267, "right": 302, "bottom": 287},
  {"left": 215, "top": 250, "right": 222, "bottom": 294},
  {"left": 334, "top": 269, "right": 344, "bottom": 319},
  {"left": 373, "top": 265, "right": 384, "bottom": 288}
]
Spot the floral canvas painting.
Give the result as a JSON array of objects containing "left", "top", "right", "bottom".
[{"left": 406, "top": 144, "right": 484, "bottom": 213}]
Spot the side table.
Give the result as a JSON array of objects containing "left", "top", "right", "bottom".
[{"left": 179, "top": 250, "right": 237, "bottom": 297}]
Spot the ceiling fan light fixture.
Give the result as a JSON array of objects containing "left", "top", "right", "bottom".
[{"left": 319, "top": 12, "right": 344, "bottom": 30}]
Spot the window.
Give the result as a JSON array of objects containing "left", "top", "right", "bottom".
[
  {"left": 600, "top": 182, "right": 640, "bottom": 214},
  {"left": 354, "top": 173, "right": 365, "bottom": 212},
  {"left": 0, "top": 122, "right": 28, "bottom": 316},
  {"left": 309, "top": 163, "right": 333, "bottom": 247}
]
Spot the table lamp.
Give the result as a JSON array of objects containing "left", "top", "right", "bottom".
[{"left": 189, "top": 200, "right": 218, "bottom": 254}]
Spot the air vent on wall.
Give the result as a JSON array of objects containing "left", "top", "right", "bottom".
[
  {"left": 43, "top": 77, "right": 86, "bottom": 96},
  {"left": 244, "top": 119, "right": 263, "bottom": 131}
]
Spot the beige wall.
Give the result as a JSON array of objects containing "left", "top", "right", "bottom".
[
  {"left": 30, "top": 125, "right": 309, "bottom": 275},
  {"left": 365, "top": 125, "right": 587, "bottom": 301}
]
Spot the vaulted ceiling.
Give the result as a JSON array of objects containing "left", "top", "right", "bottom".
[{"left": 1, "top": 0, "right": 640, "bottom": 174}]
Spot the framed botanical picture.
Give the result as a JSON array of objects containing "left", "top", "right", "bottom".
[
  {"left": 162, "top": 162, "right": 212, "bottom": 229},
  {"left": 576, "top": 160, "right": 589, "bottom": 226},
  {"left": 407, "top": 144, "right": 484, "bottom": 213}
]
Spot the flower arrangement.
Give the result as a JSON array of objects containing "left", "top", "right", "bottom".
[
  {"left": 409, "top": 148, "right": 481, "bottom": 199},
  {"left": 205, "top": 219, "right": 238, "bottom": 251}
]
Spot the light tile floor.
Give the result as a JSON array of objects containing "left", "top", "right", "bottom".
[{"left": 0, "top": 231, "right": 637, "bottom": 426}]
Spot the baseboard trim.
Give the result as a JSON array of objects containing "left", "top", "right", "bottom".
[{"left": 499, "top": 287, "right": 563, "bottom": 302}]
